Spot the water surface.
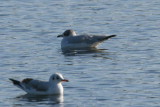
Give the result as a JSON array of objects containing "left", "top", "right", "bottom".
[{"left": 0, "top": 0, "right": 160, "bottom": 107}]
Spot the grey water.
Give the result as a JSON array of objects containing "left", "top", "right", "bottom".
[{"left": 0, "top": 0, "right": 160, "bottom": 107}]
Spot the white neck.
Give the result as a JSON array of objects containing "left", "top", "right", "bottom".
[
  {"left": 49, "top": 82, "right": 64, "bottom": 94},
  {"left": 71, "top": 31, "right": 77, "bottom": 36}
]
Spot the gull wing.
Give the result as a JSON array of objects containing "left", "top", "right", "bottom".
[
  {"left": 22, "top": 78, "right": 49, "bottom": 92},
  {"left": 66, "top": 35, "right": 116, "bottom": 44}
]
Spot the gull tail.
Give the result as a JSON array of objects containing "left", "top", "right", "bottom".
[
  {"left": 9, "top": 78, "right": 24, "bottom": 90},
  {"left": 104, "top": 35, "right": 116, "bottom": 40}
]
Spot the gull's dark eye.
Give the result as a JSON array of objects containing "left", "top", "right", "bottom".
[{"left": 56, "top": 76, "right": 60, "bottom": 80}]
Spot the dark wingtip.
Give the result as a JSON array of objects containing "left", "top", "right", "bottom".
[
  {"left": 9, "top": 78, "right": 14, "bottom": 82},
  {"left": 104, "top": 35, "right": 117, "bottom": 40},
  {"left": 109, "top": 35, "right": 117, "bottom": 37},
  {"left": 9, "top": 78, "right": 20, "bottom": 85}
]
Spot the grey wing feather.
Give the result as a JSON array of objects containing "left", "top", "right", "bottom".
[
  {"left": 67, "top": 35, "right": 103, "bottom": 44},
  {"left": 24, "top": 80, "right": 48, "bottom": 92}
]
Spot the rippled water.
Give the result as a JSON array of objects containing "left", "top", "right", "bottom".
[{"left": 0, "top": 0, "right": 160, "bottom": 107}]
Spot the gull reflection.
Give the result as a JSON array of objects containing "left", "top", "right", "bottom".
[
  {"left": 15, "top": 94, "right": 64, "bottom": 105},
  {"left": 61, "top": 47, "right": 107, "bottom": 56}
]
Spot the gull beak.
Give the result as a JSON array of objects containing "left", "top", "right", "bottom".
[
  {"left": 57, "top": 34, "right": 63, "bottom": 37},
  {"left": 61, "top": 79, "right": 69, "bottom": 82}
]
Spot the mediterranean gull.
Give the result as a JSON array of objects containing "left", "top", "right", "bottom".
[
  {"left": 57, "top": 29, "right": 116, "bottom": 50},
  {"left": 9, "top": 73, "right": 69, "bottom": 95}
]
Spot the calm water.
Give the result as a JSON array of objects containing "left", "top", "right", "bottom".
[{"left": 0, "top": 0, "right": 160, "bottom": 107}]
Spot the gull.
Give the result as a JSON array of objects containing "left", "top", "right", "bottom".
[
  {"left": 57, "top": 29, "right": 116, "bottom": 50},
  {"left": 9, "top": 73, "right": 69, "bottom": 95}
]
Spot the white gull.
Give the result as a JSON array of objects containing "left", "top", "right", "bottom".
[
  {"left": 57, "top": 29, "right": 116, "bottom": 50},
  {"left": 9, "top": 73, "right": 69, "bottom": 95}
]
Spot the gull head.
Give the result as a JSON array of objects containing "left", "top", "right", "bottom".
[
  {"left": 49, "top": 73, "right": 69, "bottom": 83},
  {"left": 57, "top": 29, "right": 77, "bottom": 37}
]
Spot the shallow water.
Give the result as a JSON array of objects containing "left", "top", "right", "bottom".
[{"left": 0, "top": 0, "right": 160, "bottom": 107}]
